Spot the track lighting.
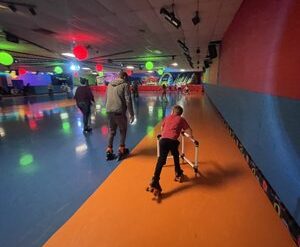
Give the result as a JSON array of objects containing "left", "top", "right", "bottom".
[
  {"left": 160, "top": 7, "right": 181, "bottom": 29},
  {"left": 0, "top": 1, "right": 37, "bottom": 16},
  {"left": 28, "top": 7, "right": 36, "bottom": 15},
  {"left": 8, "top": 4, "right": 16, "bottom": 12},
  {"left": 192, "top": 11, "right": 200, "bottom": 25},
  {"left": 177, "top": 40, "right": 189, "bottom": 53}
]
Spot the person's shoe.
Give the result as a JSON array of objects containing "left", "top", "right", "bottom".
[
  {"left": 146, "top": 178, "right": 162, "bottom": 193},
  {"left": 146, "top": 178, "right": 162, "bottom": 202},
  {"left": 83, "top": 127, "right": 92, "bottom": 133},
  {"left": 106, "top": 147, "right": 116, "bottom": 161},
  {"left": 174, "top": 171, "right": 184, "bottom": 183},
  {"left": 117, "top": 146, "right": 129, "bottom": 161}
]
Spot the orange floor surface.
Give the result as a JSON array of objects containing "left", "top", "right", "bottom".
[{"left": 44, "top": 94, "right": 294, "bottom": 247}]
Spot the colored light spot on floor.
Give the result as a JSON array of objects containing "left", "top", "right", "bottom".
[
  {"left": 62, "top": 122, "right": 71, "bottom": 134},
  {"left": 158, "top": 108, "right": 163, "bottom": 119},
  {"left": 147, "top": 126, "right": 154, "bottom": 137},
  {"left": 20, "top": 154, "right": 34, "bottom": 167},
  {"left": 101, "top": 108, "right": 107, "bottom": 117},
  {"left": 60, "top": 112, "right": 69, "bottom": 120},
  {"left": 101, "top": 125, "right": 108, "bottom": 136}
]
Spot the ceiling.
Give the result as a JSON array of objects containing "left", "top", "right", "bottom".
[{"left": 0, "top": 0, "right": 243, "bottom": 73}]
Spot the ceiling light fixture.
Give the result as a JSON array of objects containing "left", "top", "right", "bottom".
[
  {"left": 28, "top": 7, "right": 36, "bottom": 16},
  {"left": 126, "top": 65, "right": 134, "bottom": 70},
  {"left": 82, "top": 67, "right": 91, "bottom": 70},
  {"left": 171, "top": 62, "right": 178, "bottom": 67},
  {"left": 61, "top": 52, "right": 75, "bottom": 57},
  {"left": 8, "top": 4, "right": 16, "bottom": 12},
  {"left": 160, "top": 7, "right": 181, "bottom": 29},
  {"left": 192, "top": 11, "right": 200, "bottom": 25}
]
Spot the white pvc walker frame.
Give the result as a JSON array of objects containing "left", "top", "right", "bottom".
[{"left": 156, "top": 132, "right": 200, "bottom": 175}]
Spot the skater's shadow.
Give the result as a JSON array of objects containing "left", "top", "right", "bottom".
[
  {"left": 134, "top": 146, "right": 157, "bottom": 157},
  {"left": 162, "top": 160, "right": 245, "bottom": 200}
]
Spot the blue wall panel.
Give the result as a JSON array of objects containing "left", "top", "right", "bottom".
[{"left": 205, "top": 84, "right": 300, "bottom": 225}]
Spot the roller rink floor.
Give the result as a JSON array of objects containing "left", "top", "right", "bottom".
[{"left": 0, "top": 92, "right": 295, "bottom": 247}]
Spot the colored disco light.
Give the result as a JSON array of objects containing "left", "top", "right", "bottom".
[
  {"left": 147, "top": 126, "right": 154, "bottom": 137},
  {"left": 96, "top": 64, "right": 103, "bottom": 71},
  {"left": 100, "top": 107, "right": 107, "bottom": 116},
  {"left": 157, "top": 69, "right": 164, "bottom": 75},
  {"left": 20, "top": 154, "right": 34, "bottom": 167},
  {"left": 10, "top": 70, "right": 17, "bottom": 79},
  {"left": 126, "top": 69, "right": 132, "bottom": 76},
  {"left": 73, "top": 45, "right": 88, "bottom": 60},
  {"left": 54, "top": 66, "right": 63, "bottom": 74},
  {"left": 0, "top": 51, "right": 14, "bottom": 66},
  {"left": 98, "top": 71, "right": 104, "bottom": 77},
  {"left": 70, "top": 63, "right": 80, "bottom": 71},
  {"left": 18, "top": 68, "right": 27, "bottom": 75},
  {"left": 145, "top": 61, "right": 154, "bottom": 70}
]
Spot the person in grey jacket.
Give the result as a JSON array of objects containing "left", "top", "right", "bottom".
[{"left": 106, "top": 71, "right": 134, "bottom": 160}]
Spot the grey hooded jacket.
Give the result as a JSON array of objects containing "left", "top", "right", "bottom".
[{"left": 106, "top": 78, "right": 134, "bottom": 117}]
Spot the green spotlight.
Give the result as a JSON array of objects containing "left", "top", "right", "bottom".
[
  {"left": 157, "top": 69, "right": 164, "bottom": 75},
  {"left": 0, "top": 51, "right": 14, "bottom": 66},
  {"left": 145, "top": 61, "right": 154, "bottom": 70},
  {"left": 54, "top": 66, "right": 63, "bottom": 74}
]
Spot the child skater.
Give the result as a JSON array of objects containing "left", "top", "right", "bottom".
[{"left": 147, "top": 105, "right": 193, "bottom": 200}]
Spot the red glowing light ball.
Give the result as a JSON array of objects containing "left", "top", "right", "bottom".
[
  {"left": 126, "top": 69, "right": 132, "bottom": 76},
  {"left": 73, "top": 45, "right": 88, "bottom": 60},
  {"left": 96, "top": 64, "right": 103, "bottom": 72},
  {"left": 19, "top": 68, "right": 27, "bottom": 75}
]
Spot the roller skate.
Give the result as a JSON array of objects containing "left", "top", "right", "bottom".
[
  {"left": 117, "top": 146, "right": 129, "bottom": 161},
  {"left": 146, "top": 178, "right": 162, "bottom": 202},
  {"left": 83, "top": 127, "right": 92, "bottom": 133},
  {"left": 106, "top": 147, "right": 116, "bottom": 161},
  {"left": 174, "top": 171, "right": 184, "bottom": 183}
]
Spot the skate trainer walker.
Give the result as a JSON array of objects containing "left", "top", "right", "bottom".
[{"left": 156, "top": 131, "right": 200, "bottom": 175}]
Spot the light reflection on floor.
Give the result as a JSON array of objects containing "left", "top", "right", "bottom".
[{"left": 0, "top": 91, "right": 183, "bottom": 247}]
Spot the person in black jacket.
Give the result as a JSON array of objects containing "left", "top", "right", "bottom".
[{"left": 74, "top": 78, "right": 95, "bottom": 132}]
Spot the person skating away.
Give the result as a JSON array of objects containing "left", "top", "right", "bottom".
[
  {"left": 147, "top": 105, "right": 193, "bottom": 200},
  {"left": 161, "top": 84, "right": 168, "bottom": 102},
  {"left": 74, "top": 78, "right": 95, "bottom": 133},
  {"left": 183, "top": 83, "right": 190, "bottom": 95},
  {"left": 106, "top": 71, "right": 134, "bottom": 161}
]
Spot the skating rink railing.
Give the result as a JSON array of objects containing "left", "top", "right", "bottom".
[{"left": 156, "top": 132, "right": 200, "bottom": 175}]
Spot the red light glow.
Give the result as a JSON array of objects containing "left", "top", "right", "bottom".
[
  {"left": 96, "top": 64, "right": 103, "bottom": 72},
  {"left": 101, "top": 125, "right": 108, "bottom": 136},
  {"left": 29, "top": 119, "right": 37, "bottom": 130},
  {"left": 126, "top": 69, "right": 132, "bottom": 76},
  {"left": 19, "top": 68, "right": 27, "bottom": 75},
  {"left": 73, "top": 45, "right": 88, "bottom": 60}
]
